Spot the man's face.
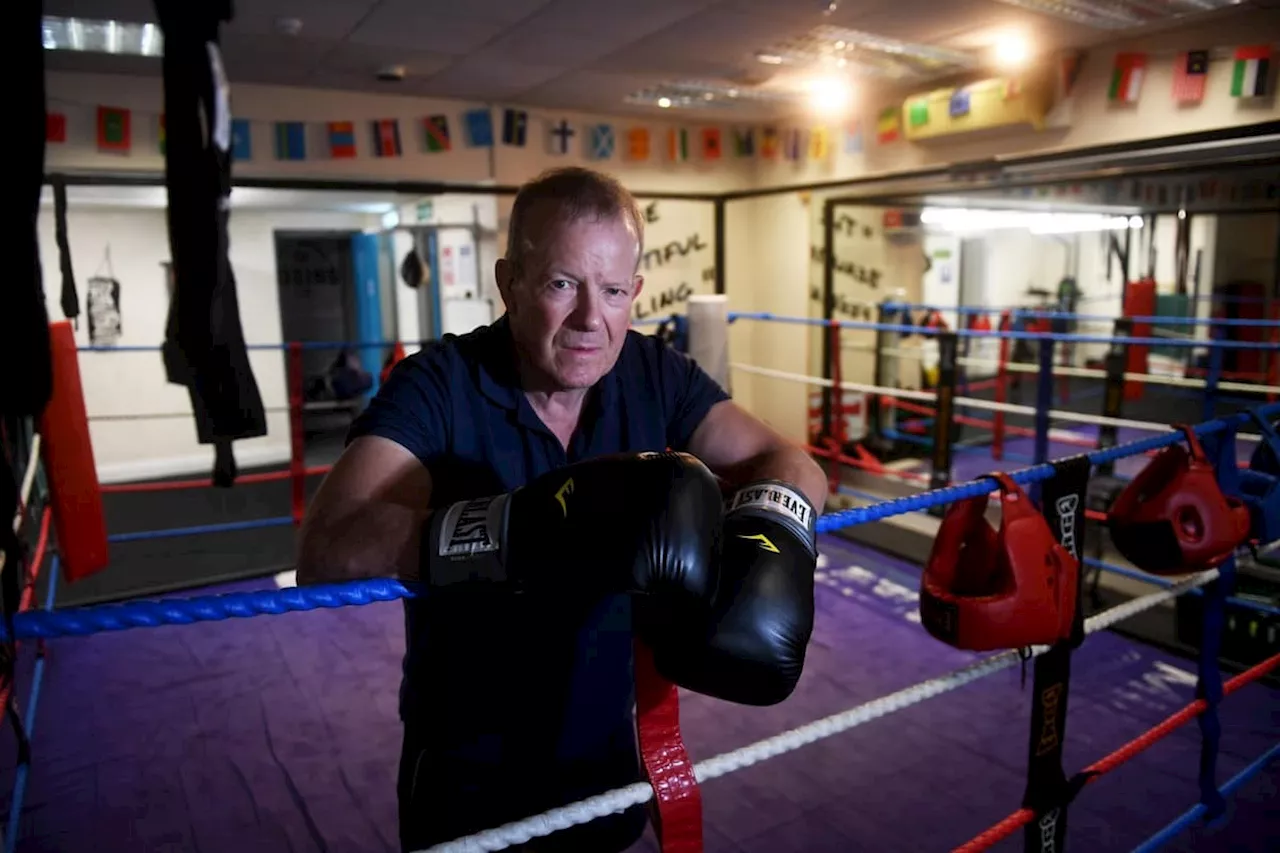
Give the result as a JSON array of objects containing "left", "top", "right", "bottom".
[{"left": 498, "top": 209, "right": 643, "bottom": 392}]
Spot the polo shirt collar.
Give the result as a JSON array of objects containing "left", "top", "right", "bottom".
[{"left": 475, "top": 316, "right": 620, "bottom": 414}]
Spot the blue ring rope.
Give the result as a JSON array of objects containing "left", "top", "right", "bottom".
[
  {"left": 3, "top": 401, "right": 1277, "bottom": 642},
  {"left": 108, "top": 516, "right": 295, "bottom": 544},
  {"left": 1128, "top": 742, "right": 1280, "bottom": 853}
]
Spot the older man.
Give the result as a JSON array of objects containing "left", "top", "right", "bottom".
[{"left": 298, "top": 167, "right": 826, "bottom": 852}]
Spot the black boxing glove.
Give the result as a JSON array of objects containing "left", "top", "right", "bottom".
[
  {"left": 422, "top": 452, "right": 722, "bottom": 608},
  {"left": 653, "top": 480, "right": 818, "bottom": 706}
]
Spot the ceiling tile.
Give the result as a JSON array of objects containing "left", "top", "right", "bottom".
[
  {"left": 219, "top": 33, "right": 336, "bottom": 79},
  {"left": 225, "top": 0, "right": 381, "bottom": 40},
  {"left": 415, "top": 58, "right": 570, "bottom": 101},
  {"left": 517, "top": 0, "right": 719, "bottom": 39},
  {"left": 347, "top": 1, "right": 527, "bottom": 53},
  {"left": 321, "top": 41, "right": 456, "bottom": 79},
  {"left": 44, "top": 0, "right": 157, "bottom": 23},
  {"left": 45, "top": 50, "right": 161, "bottom": 79}
]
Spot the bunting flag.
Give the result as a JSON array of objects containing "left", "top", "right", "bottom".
[
  {"left": 783, "top": 128, "right": 802, "bottom": 160},
  {"left": 97, "top": 106, "right": 131, "bottom": 152},
  {"left": 1002, "top": 76, "right": 1023, "bottom": 100},
  {"left": 231, "top": 119, "right": 252, "bottom": 161},
  {"left": 1230, "top": 45, "right": 1271, "bottom": 98},
  {"left": 589, "top": 124, "right": 615, "bottom": 159},
  {"left": 949, "top": 88, "right": 971, "bottom": 118},
  {"left": 875, "top": 107, "right": 899, "bottom": 144},
  {"left": 700, "top": 127, "right": 722, "bottom": 160},
  {"left": 158, "top": 114, "right": 166, "bottom": 155},
  {"left": 761, "top": 126, "right": 780, "bottom": 159},
  {"left": 808, "top": 126, "right": 829, "bottom": 160},
  {"left": 907, "top": 98, "right": 929, "bottom": 127},
  {"left": 1173, "top": 50, "right": 1209, "bottom": 103},
  {"left": 46, "top": 112, "right": 67, "bottom": 143},
  {"left": 733, "top": 127, "right": 754, "bottom": 157},
  {"left": 501, "top": 109, "right": 528, "bottom": 146},
  {"left": 548, "top": 119, "right": 574, "bottom": 155},
  {"left": 463, "top": 109, "right": 494, "bottom": 147},
  {"left": 424, "top": 115, "right": 451, "bottom": 152},
  {"left": 274, "top": 122, "right": 306, "bottom": 160},
  {"left": 1108, "top": 53, "right": 1147, "bottom": 103},
  {"left": 626, "top": 127, "right": 649, "bottom": 160},
  {"left": 842, "top": 120, "right": 863, "bottom": 154},
  {"left": 668, "top": 127, "right": 689, "bottom": 162},
  {"left": 328, "top": 121, "right": 356, "bottom": 158},
  {"left": 371, "top": 119, "right": 401, "bottom": 157},
  {"left": 1058, "top": 49, "right": 1085, "bottom": 99}
]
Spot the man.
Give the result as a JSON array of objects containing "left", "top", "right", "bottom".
[{"left": 297, "top": 167, "right": 826, "bottom": 852}]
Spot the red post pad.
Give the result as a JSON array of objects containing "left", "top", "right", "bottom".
[
  {"left": 1123, "top": 277, "right": 1156, "bottom": 401},
  {"left": 39, "top": 321, "right": 109, "bottom": 581}
]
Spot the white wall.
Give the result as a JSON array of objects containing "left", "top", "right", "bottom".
[{"left": 39, "top": 198, "right": 379, "bottom": 482}]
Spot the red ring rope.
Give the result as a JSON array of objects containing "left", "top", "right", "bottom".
[{"left": 952, "top": 651, "right": 1280, "bottom": 852}]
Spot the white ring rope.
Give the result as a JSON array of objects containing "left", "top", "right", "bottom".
[
  {"left": 730, "top": 363, "right": 1264, "bottom": 437},
  {"left": 872, "top": 348, "right": 1280, "bottom": 396},
  {"left": 422, "top": 569, "right": 1219, "bottom": 853}
]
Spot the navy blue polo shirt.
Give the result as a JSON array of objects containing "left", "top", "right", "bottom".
[{"left": 346, "top": 315, "right": 728, "bottom": 840}]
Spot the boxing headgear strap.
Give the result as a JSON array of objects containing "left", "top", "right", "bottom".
[
  {"left": 919, "top": 472, "right": 1078, "bottom": 652},
  {"left": 1108, "top": 424, "right": 1252, "bottom": 576}
]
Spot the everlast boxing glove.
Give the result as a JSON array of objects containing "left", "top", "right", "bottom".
[
  {"left": 652, "top": 481, "right": 818, "bottom": 706},
  {"left": 422, "top": 452, "right": 722, "bottom": 607}
]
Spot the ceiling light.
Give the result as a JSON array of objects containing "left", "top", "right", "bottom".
[
  {"left": 806, "top": 75, "right": 853, "bottom": 116},
  {"left": 757, "top": 52, "right": 784, "bottom": 65},
  {"left": 42, "top": 15, "right": 164, "bottom": 57},
  {"left": 657, "top": 97, "right": 672, "bottom": 108},
  {"left": 994, "top": 33, "right": 1030, "bottom": 68}
]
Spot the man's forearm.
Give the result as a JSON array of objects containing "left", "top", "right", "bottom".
[
  {"left": 297, "top": 503, "right": 428, "bottom": 585},
  {"left": 719, "top": 445, "right": 828, "bottom": 513}
]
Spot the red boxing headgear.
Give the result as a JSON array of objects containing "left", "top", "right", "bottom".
[
  {"left": 919, "top": 473, "right": 1078, "bottom": 652},
  {"left": 1108, "top": 424, "right": 1251, "bottom": 575}
]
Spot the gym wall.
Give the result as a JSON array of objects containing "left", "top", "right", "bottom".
[{"left": 37, "top": 193, "right": 381, "bottom": 482}]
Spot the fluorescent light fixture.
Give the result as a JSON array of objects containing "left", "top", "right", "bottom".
[
  {"left": 43, "top": 15, "right": 164, "bottom": 57},
  {"left": 921, "top": 207, "right": 1144, "bottom": 235},
  {"left": 806, "top": 75, "right": 853, "bottom": 116},
  {"left": 994, "top": 33, "right": 1031, "bottom": 68}
]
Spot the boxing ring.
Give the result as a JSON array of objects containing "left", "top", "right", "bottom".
[{"left": 1, "top": 311, "right": 1278, "bottom": 852}]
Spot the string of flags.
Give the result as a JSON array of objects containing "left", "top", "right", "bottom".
[
  {"left": 44, "top": 103, "right": 868, "bottom": 165},
  {"left": 40, "top": 44, "right": 1272, "bottom": 162}
]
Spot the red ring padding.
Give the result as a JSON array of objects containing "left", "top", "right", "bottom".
[{"left": 39, "top": 321, "right": 108, "bottom": 582}]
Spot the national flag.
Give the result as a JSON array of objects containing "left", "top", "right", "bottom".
[
  {"left": 424, "top": 115, "right": 451, "bottom": 152},
  {"left": 668, "top": 128, "right": 689, "bottom": 162},
  {"left": 626, "top": 127, "right": 649, "bottom": 160},
  {"left": 231, "top": 119, "right": 252, "bottom": 160},
  {"left": 97, "top": 106, "right": 131, "bottom": 152},
  {"left": 733, "top": 127, "right": 754, "bottom": 157},
  {"left": 589, "top": 124, "right": 615, "bottom": 159},
  {"left": 46, "top": 112, "right": 66, "bottom": 143},
  {"left": 371, "top": 119, "right": 401, "bottom": 157},
  {"left": 808, "top": 126, "right": 830, "bottom": 160},
  {"left": 1058, "top": 50, "right": 1084, "bottom": 99},
  {"left": 907, "top": 99, "right": 929, "bottom": 127},
  {"left": 273, "top": 122, "right": 306, "bottom": 160},
  {"left": 875, "top": 107, "right": 899, "bottom": 144},
  {"left": 1173, "top": 50, "right": 1209, "bottom": 103},
  {"left": 1002, "top": 76, "right": 1023, "bottom": 100},
  {"left": 842, "top": 121, "right": 863, "bottom": 154},
  {"left": 1108, "top": 53, "right": 1147, "bottom": 103},
  {"left": 463, "top": 109, "right": 494, "bottom": 147},
  {"left": 501, "top": 109, "right": 528, "bottom": 146},
  {"left": 783, "top": 128, "right": 802, "bottom": 160},
  {"left": 548, "top": 119, "right": 573, "bottom": 155},
  {"left": 761, "top": 126, "right": 779, "bottom": 159},
  {"left": 328, "top": 121, "right": 356, "bottom": 158},
  {"left": 158, "top": 114, "right": 166, "bottom": 154},
  {"left": 700, "top": 127, "right": 722, "bottom": 160},
  {"left": 949, "top": 89, "right": 971, "bottom": 118},
  {"left": 1230, "top": 45, "right": 1271, "bottom": 98}
]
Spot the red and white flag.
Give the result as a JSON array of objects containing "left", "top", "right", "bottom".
[{"left": 1172, "top": 50, "right": 1208, "bottom": 104}]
